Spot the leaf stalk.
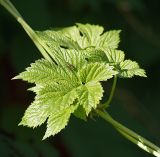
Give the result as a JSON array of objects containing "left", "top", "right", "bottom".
[{"left": 102, "top": 75, "right": 117, "bottom": 109}]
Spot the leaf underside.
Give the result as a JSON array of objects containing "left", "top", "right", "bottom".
[{"left": 15, "top": 23, "right": 146, "bottom": 139}]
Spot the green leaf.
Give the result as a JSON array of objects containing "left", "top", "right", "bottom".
[
  {"left": 77, "top": 82, "right": 104, "bottom": 115},
  {"left": 119, "top": 60, "right": 147, "bottom": 78},
  {"left": 78, "top": 62, "right": 117, "bottom": 83},
  {"left": 15, "top": 54, "right": 119, "bottom": 138},
  {"left": 43, "top": 105, "right": 76, "bottom": 139}
]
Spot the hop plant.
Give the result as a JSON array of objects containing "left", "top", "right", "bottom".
[{"left": 0, "top": 0, "right": 159, "bottom": 157}]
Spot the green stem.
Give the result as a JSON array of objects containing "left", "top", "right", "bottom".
[
  {"left": 96, "top": 110, "right": 160, "bottom": 157},
  {"left": 0, "top": 0, "right": 52, "bottom": 62},
  {"left": 0, "top": 0, "right": 22, "bottom": 19},
  {"left": 102, "top": 75, "right": 117, "bottom": 109}
]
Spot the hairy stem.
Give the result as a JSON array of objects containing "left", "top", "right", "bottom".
[
  {"left": 96, "top": 110, "right": 160, "bottom": 157},
  {"left": 102, "top": 75, "right": 117, "bottom": 109},
  {"left": 0, "top": 0, "right": 52, "bottom": 61}
]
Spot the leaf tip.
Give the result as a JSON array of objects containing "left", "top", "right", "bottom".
[
  {"left": 12, "top": 75, "right": 20, "bottom": 80},
  {"left": 42, "top": 134, "right": 48, "bottom": 140},
  {"left": 18, "top": 120, "right": 25, "bottom": 126}
]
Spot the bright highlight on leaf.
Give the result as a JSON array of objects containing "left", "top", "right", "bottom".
[{"left": 14, "top": 23, "right": 146, "bottom": 139}]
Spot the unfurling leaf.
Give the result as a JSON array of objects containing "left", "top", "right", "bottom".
[{"left": 119, "top": 60, "right": 147, "bottom": 78}]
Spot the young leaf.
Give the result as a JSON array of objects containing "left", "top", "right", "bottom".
[
  {"left": 15, "top": 55, "right": 117, "bottom": 139},
  {"left": 119, "top": 60, "right": 147, "bottom": 78}
]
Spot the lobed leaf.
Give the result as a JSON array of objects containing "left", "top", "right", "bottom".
[{"left": 16, "top": 54, "right": 118, "bottom": 139}]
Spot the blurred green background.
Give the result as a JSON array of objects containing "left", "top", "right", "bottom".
[{"left": 0, "top": 0, "right": 160, "bottom": 157}]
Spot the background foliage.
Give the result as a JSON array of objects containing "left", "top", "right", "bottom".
[{"left": 0, "top": 0, "right": 160, "bottom": 156}]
